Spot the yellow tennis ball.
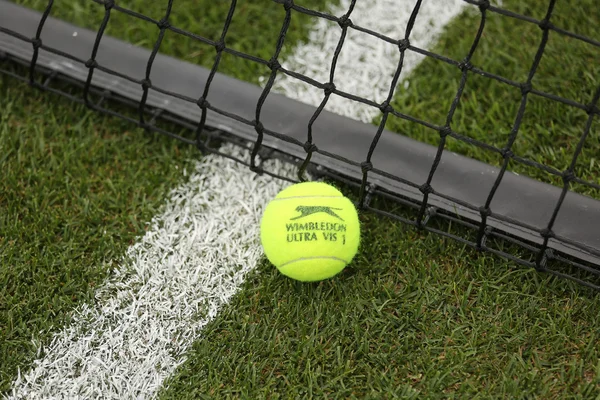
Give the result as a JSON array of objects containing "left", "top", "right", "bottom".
[{"left": 260, "top": 181, "right": 360, "bottom": 282}]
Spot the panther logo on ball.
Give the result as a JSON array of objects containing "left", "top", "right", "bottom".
[{"left": 290, "top": 206, "right": 344, "bottom": 221}]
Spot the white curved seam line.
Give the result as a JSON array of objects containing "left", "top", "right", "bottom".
[
  {"left": 279, "top": 256, "right": 349, "bottom": 268},
  {"left": 271, "top": 195, "right": 344, "bottom": 201}
]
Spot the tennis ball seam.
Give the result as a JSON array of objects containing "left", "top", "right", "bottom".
[
  {"left": 278, "top": 256, "right": 349, "bottom": 268},
  {"left": 271, "top": 195, "right": 344, "bottom": 201}
]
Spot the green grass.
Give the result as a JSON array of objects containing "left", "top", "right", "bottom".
[
  {"left": 160, "top": 214, "right": 600, "bottom": 399},
  {"left": 15, "top": 0, "right": 335, "bottom": 85},
  {"left": 0, "top": 74, "right": 198, "bottom": 390},
  {"left": 1, "top": 0, "right": 337, "bottom": 391},
  {"left": 2, "top": 0, "right": 600, "bottom": 398},
  {"left": 386, "top": 0, "right": 600, "bottom": 198}
]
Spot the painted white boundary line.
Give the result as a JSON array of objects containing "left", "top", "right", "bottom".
[
  {"left": 8, "top": 145, "right": 294, "bottom": 399},
  {"left": 272, "top": 0, "right": 467, "bottom": 122}
]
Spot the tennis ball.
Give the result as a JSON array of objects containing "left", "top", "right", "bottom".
[{"left": 260, "top": 181, "right": 360, "bottom": 282}]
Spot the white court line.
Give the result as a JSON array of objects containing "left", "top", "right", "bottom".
[
  {"left": 272, "top": 0, "right": 468, "bottom": 122},
  {"left": 8, "top": 145, "right": 294, "bottom": 399},
  {"left": 8, "top": 1, "right": 468, "bottom": 398}
]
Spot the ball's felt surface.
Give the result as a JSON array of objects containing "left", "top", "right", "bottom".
[{"left": 260, "top": 181, "right": 360, "bottom": 282}]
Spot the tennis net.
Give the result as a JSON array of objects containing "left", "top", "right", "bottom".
[{"left": 1, "top": 0, "right": 599, "bottom": 290}]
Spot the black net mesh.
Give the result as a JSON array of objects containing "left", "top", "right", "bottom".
[{"left": 0, "top": 0, "right": 599, "bottom": 290}]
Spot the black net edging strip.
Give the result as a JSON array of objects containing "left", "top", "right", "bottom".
[{"left": 1, "top": 0, "right": 599, "bottom": 289}]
